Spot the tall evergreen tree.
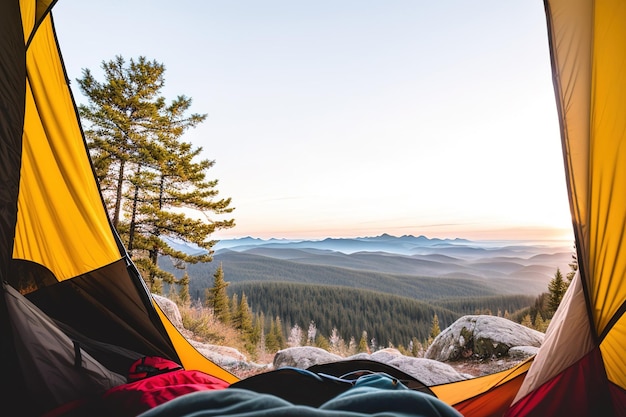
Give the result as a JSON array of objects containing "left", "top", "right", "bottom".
[
  {"left": 131, "top": 120, "right": 234, "bottom": 285},
  {"left": 206, "top": 264, "right": 231, "bottom": 324},
  {"left": 315, "top": 334, "right": 330, "bottom": 350},
  {"left": 248, "top": 312, "right": 264, "bottom": 360},
  {"left": 77, "top": 55, "right": 234, "bottom": 289},
  {"left": 178, "top": 272, "right": 190, "bottom": 304},
  {"left": 77, "top": 56, "right": 164, "bottom": 227},
  {"left": 236, "top": 293, "right": 253, "bottom": 335},
  {"left": 429, "top": 313, "right": 441, "bottom": 339},
  {"left": 534, "top": 313, "right": 548, "bottom": 332},
  {"left": 151, "top": 277, "right": 163, "bottom": 296},
  {"left": 410, "top": 337, "right": 423, "bottom": 357},
  {"left": 230, "top": 293, "right": 239, "bottom": 328},
  {"left": 566, "top": 246, "right": 578, "bottom": 285},
  {"left": 358, "top": 331, "right": 369, "bottom": 353},
  {"left": 265, "top": 319, "right": 279, "bottom": 352},
  {"left": 547, "top": 268, "right": 567, "bottom": 316},
  {"left": 273, "top": 316, "right": 286, "bottom": 350}
]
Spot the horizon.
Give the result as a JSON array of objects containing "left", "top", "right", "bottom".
[
  {"left": 53, "top": 1, "right": 573, "bottom": 244},
  {"left": 213, "top": 229, "right": 574, "bottom": 246}
]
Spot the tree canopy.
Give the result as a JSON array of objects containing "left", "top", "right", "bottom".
[{"left": 77, "top": 56, "right": 234, "bottom": 291}]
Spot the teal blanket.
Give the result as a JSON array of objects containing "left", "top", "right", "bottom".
[{"left": 138, "top": 374, "right": 461, "bottom": 417}]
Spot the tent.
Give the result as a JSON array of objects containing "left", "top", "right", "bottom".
[
  {"left": 0, "top": 1, "right": 237, "bottom": 415},
  {"left": 1, "top": 0, "right": 625, "bottom": 416},
  {"left": 431, "top": 0, "right": 626, "bottom": 415},
  {"left": 507, "top": 0, "right": 626, "bottom": 414}
]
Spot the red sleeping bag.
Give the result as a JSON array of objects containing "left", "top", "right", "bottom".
[
  {"left": 43, "top": 356, "right": 230, "bottom": 417},
  {"left": 101, "top": 356, "right": 230, "bottom": 416}
]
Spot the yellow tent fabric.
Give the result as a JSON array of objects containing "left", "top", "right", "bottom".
[
  {"left": 503, "top": 0, "right": 626, "bottom": 414},
  {"left": 432, "top": 359, "right": 532, "bottom": 416},
  {"left": 17, "top": 8, "right": 121, "bottom": 281},
  {"left": 1, "top": 1, "right": 237, "bottom": 413}
]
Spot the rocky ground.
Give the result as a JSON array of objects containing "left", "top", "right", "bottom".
[{"left": 154, "top": 295, "right": 540, "bottom": 384}]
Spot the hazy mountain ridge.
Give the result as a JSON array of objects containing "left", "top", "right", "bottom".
[
  {"left": 167, "top": 235, "right": 573, "bottom": 302},
  {"left": 212, "top": 235, "right": 572, "bottom": 288},
  {"left": 213, "top": 234, "right": 474, "bottom": 255},
  {"left": 182, "top": 250, "right": 505, "bottom": 302}
]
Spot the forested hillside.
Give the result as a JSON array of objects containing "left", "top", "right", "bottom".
[
  {"left": 159, "top": 236, "right": 572, "bottom": 351},
  {"left": 228, "top": 281, "right": 535, "bottom": 347},
  {"left": 174, "top": 251, "right": 545, "bottom": 303}
]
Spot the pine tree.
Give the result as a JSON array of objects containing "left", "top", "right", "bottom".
[
  {"left": 230, "top": 293, "right": 239, "bottom": 328},
  {"left": 236, "top": 293, "right": 253, "bottom": 335},
  {"left": 358, "top": 331, "right": 369, "bottom": 353},
  {"left": 566, "top": 247, "right": 578, "bottom": 285},
  {"left": 77, "top": 55, "right": 234, "bottom": 287},
  {"left": 273, "top": 316, "right": 286, "bottom": 350},
  {"left": 250, "top": 312, "right": 265, "bottom": 359},
  {"left": 177, "top": 272, "right": 190, "bottom": 304},
  {"left": 77, "top": 56, "right": 165, "bottom": 227},
  {"left": 265, "top": 320, "right": 279, "bottom": 353},
  {"left": 534, "top": 313, "right": 548, "bottom": 332},
  {"left": 411, "top": 337, "right": 423, "bottom": 357},
  {"left": 521, "top": 313, "right": 533, "bottom": 329},
  {"left": 548, "top": 268, "right": 567, "bottom": 316},
  {"left": 265, "top": 317, "right": 285, "bottom": 353},
  {"left": 151, "top": 277, "right": 163, "bottom": 295},
  {"left": 206, "top": 264, "right": 230, "bottom": 324},
  {"left": 315, "top": 334, "right": 330, "bottom": 351},
  {"left": 250, "top": 313, "right": 263, "bottom": 347},
  {"left": 429, "top": 313, "right": 441, "bottom": 339}
]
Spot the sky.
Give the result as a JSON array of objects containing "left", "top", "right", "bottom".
[{"left": 52, "top": 0, "right": 574, "bottom": 243}]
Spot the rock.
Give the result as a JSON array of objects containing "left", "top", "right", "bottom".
[
  {"left": 386, "top": 356, "right": 469, "bottom": 385},
  {"left": 508, "top": 346, "right": 539, "bottom": 360},
  {"left": 425, "top": 315, "right": 544, "bottom": 362},
  {"left": 152, "top": 294, "right": 184, "bottom": 330},
  {"left": 346, "top": 352, "right": 371, "bottom": 360},
  {"left": 338, "top": 349, "right": 468, "bottom": 385},
  {"left": 189, "top": 340, "right": 248, "bottom": 364},
  {"left": 370, "top": 348, "right": 403, "bottom": 363},
  {"left": 274, "top": 347, "right": 343, "bottom": 369}
]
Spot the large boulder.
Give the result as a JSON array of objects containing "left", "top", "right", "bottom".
[
  {"left": 152, "top": 294, "right": 184, "bottom": 330},
  {"left": 274, "top": 347, "right": 343, "bottom": 369},
  {"left": 189, "top": 340, "right": 249, "bottom": 365},
  {"left": 425, "top": 315, "right": 544, "bottom": 362},
  {"left": 385, "top": 356, "right": 469, "bottom": 385}
]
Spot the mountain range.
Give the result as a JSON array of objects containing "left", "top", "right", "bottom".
[{"left": 163, "top": 234, "right": 574, "bottom": 300}]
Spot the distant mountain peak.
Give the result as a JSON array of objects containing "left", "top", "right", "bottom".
[{"left": 212, "top": 234, "right": 479, "bottom": 256}]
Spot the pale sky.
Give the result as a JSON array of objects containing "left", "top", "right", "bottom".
[{"left": 53, "top": 0, "right": 574, "bottom": 242}]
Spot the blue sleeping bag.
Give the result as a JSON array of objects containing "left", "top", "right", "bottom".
[{"left": 138, "top": 373, "right": 462, "bottom": 417}]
